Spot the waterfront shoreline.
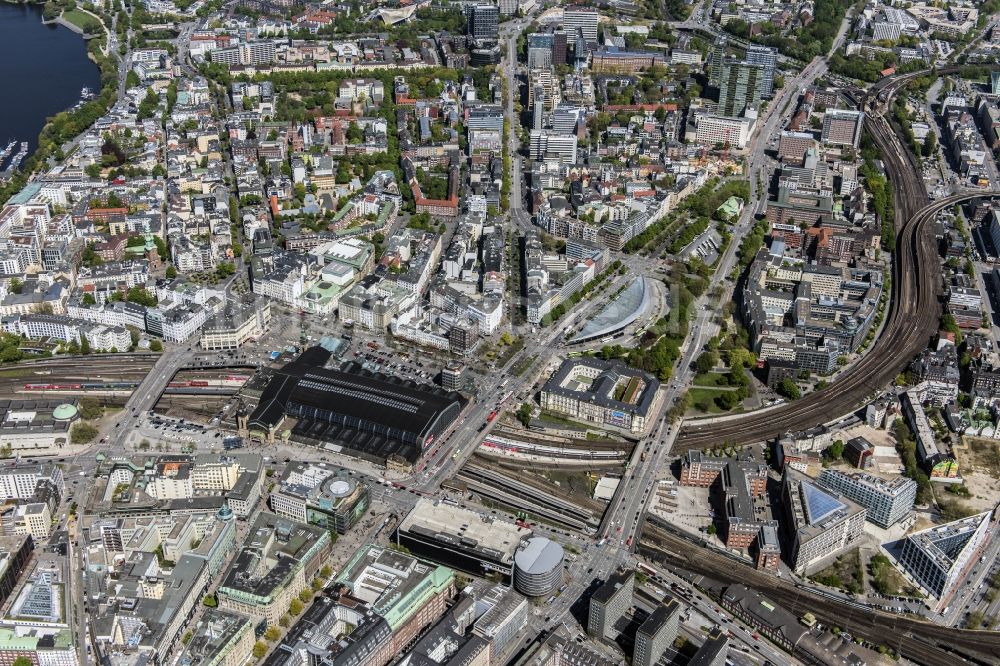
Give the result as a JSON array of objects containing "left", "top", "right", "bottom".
[{"left": 0, "top": 0, "right": 106, "bottom": 189}]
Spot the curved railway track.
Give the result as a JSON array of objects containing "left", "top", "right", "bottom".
[{"left": 673, "top": 74, "right": 999, "bottom": 451}]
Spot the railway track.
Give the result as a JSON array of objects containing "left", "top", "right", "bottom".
[
  {"left": 673, "top": 73, "right": 998, "bottom": 451},
  {"left": 640, "top": 522, "right": 1000, "bottom": 666}
]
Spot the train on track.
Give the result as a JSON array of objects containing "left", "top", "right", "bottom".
[{"left": 24, "top": 382, "right": 139, "bottom": 390}]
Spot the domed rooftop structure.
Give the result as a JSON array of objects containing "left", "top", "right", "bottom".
[{"left": 52, "top": 404, "right": 78, "bottom": 421}]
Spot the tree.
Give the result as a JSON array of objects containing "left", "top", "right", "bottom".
[
  {"left": 9, "top": 278, "right": 22, "bottom": 294},
  {"left": 714, "top": 391, "right": 741, "bottom": 410},
  {"left": 346, "top": 121, "right": 364, "bottom": 143},
  {"left": 252, "top": 641, "right": 268, "bottom": 659},
  {"left": 71, "top": 422, "right": 99, "bottom": 444},
  {"left": 516, "top": 402, "right": 533, "bottom": 426},
  {"left": 695, "top": 351, "right": 718, "bottom": 374},
  {"left": 80, "top": 336, "right": 91, "bottom": 355},
  {"left": 165, "top": 265, "right": 178, "bottom": 279},
  {"left": 827, "top": 439, "right": 845, "bottom": 460},
  {"left": 776, "top": 378, "right": 801, "bottom": 400},
  {"left": 82, "top": 293, "right": 97, "bottom": 305},
  {"left": 923, "top": 132, "right": 937, "bottom": 158},
  {"left": 126, "top": 70, "right": 141, "bottom": 88},
  {"left": 202, "top": 594, "right": 218, "bottom": 607},
  {"left": 729, "top": 348, "right": 757, "bottom": 368},
  {"left": 289, "top": 598, "right": 304, "bottom": 616},
  {"left": 149, "top": 339, "right": 163, "bottom": 352},
  {"left": 125, "top": 286, "right": 157, "bottom": 307},
  {"left": 264, "top": 626, "right": 281, "bottom": 641},
  {"left": 216, "top": 262, "right": 236, "bottom": 279},
  {"left": 298, "top": 588, "right": 312, "bottom": 603},
  {"left": 319, "top": 565, "right": 333, "bottom": 579}
]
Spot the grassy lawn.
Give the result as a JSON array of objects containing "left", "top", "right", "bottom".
[
  {"left": 694, "top": 372, "right": 729, "bottom": 387},
  {"left": 688, "top": 387, "right": 727, "bottom": 413},
  {"left": 811, "top": 549, "right": 863, "bottom": 595},
  {"left": 62, "top": 10, "right": 100, "bottom": 33}
]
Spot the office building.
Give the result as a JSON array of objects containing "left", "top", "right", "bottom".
[
  {"left": 397, "top": 497, "right": 531, "bottom": 580},
  {"left": 216, "top": 513, "right": 332, "bottom": 624},
  {"left": 563, "top": 6, "right": 599, "bottom": 43},
  {"left": 529, "top": 130, "right": 578, "bottom": 164},
  {"left": 778, "top": 131, "right": 817, "bottom": 166},
  {"left": 467, "top": 3, "right": 500, "bottom": 41},
  {"left": 441, "top": 361, "right": 464, "bottom": 391},
  {"left": 527, "top": 33, "right": 554, "bottom": 69},
  {"left": 716, "top": 57, "right": 766, "bottom": 116},
  {"left": 199, "top": 295, "right": 271, "bottom": 350},
  {"left": 12, "top": 503, "right": 51, "bottom": 540},
  {"left": 588, "top": 569, "right": 634, "bottom": 639},
  {"left": 754, "top": 524, "right": 781, "bottom": 573},
  {"left": 269, "top": 462, "right": 370, "bottom": 534},
  {"left": 746, "top": 45, "right": 778, "bottom": 97},
  {"left": 0, "top": 627, "right": 78, "bottom": 666},
  {"left": 822, "top": 109, "right": 865, "bottom": 148},
  {"left": 782, "top": 467, "right": 866, "bottom": 575},
  {"left": 897, "top": 511, "right": 991, "bottom": 608},
  {"left": 175, "top": 609, "right": 255, "bottom": 666},
  {"left": 533, "top": 86, "right": 545, "bottom": 130},
  {"left": 720, "top": 459, "right": 776, "bottom": 550},
  {"left": 816, "top": 469, "right": 916, "bottom": 529},
  {"left": 845, "top": 436, "right": 875, "bottom": 469},
  {"left": 635, "top": 599, "right": 681, "bottom": 666},
  {"left": 336, "top": 545, "right": 456, "bottom": 656},
  {"left": 541, "top": 357, "right": 660, "bottom": 434},
  {"left": 552, "top": 28, "right": 568, "bottom": 64},
  {"left": 528, "top": 68, "right": 560, "bottom": 111},
  {"left": 0, "top": 462, "right": 65, "bottom": 501},
  {"left": 694, "top": 112, "right": 756, "bottom": 149},
  {"left": 0, "top": 535, "right": 32, "bottom": 607},
  {"left": 472, "top": 584, "right": 530, "bottom": 656},
  {"left": 689, "top": 628, "right": 729, "bottom": 666},
  {"left": 264, "top": 593, "right": 394, "bottom": 666}
]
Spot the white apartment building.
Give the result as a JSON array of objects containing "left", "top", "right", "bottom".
[{"left": 694, "top": 113, "right": 756, "bottom": 149}]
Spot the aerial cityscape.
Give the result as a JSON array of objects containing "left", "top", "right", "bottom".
[{"left": 2, "top": 0, "right": 1000, "bottom": 665}]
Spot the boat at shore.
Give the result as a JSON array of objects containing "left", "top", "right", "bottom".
[
  {"left": 6, "top": 141, "right": 28, "bottom": 171},
  {"left": 0, "top": 140, "right": 15, "bottom": 167}
]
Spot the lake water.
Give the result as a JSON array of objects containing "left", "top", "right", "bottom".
[{"left": 0, "top": 3, "right": 101, "bottom": 167}]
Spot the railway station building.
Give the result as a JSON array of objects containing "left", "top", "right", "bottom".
[{"left": 243, "top": 347, "right": 466, "bottom": 469}]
